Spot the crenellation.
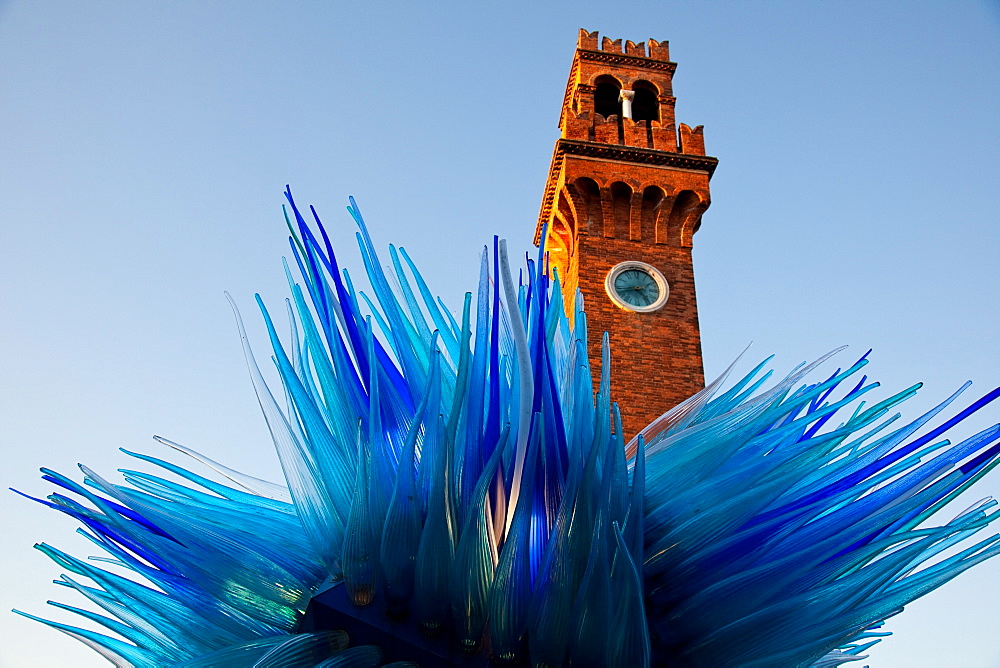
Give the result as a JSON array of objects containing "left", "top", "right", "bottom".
[
  {"left": 578, "top": 28, "right": 599, "bottom": 51},
  {"left": 647, "top": 38, "right": 670, "bottom": 61},
  {"left": 651, "top": 121, "right": 678, "bottom": 152},
  {"left": 580, "top": 30, "right": 672, "bottom": 62},
  {"left": 625, "top": 40, "right": 646, "bottom": 57},
  {"left": 563, "top": 111, "right": 590, "bottom": 141},
  {"left": 594, "top": 115, "right": 620, "bottom": 144},
  {"left": 623, "top": 118, "right": 649, "bottom": 149},
  {"left": 678, "top": 123, "right": 706, "bottom": 155},
  {"left": 602, "top": 37, "right": 623, "bottom": 53}
]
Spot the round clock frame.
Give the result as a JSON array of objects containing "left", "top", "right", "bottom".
[{"left": 604, "top": 260, "right": 670, "bottom": 313}]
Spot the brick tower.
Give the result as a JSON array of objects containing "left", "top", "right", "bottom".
[{"left": 535, "top": 29, "right": 718, "bottom": 437}]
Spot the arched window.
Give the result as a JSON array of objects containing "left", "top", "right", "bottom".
[
  {"left": 632, "top": 80, "right": 659, "bottom": 123},
  {"left": 594, "top": 75, "right": 622, "bottom": 119}
]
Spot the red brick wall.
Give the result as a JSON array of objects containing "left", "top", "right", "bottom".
[{"left": 576, "top": 236, "right": 704, "bottom": 437}]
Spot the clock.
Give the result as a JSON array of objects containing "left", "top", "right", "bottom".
[{"left": 605, "top": 261, "right": 669, "bottom": 312}]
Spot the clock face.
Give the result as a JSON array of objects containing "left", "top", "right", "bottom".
[
  {"left": 605, "top": 261, "right": 669, "bottom": 312},
  {"left": 613, "top": 269, "right": 660, "bottom": 307}
]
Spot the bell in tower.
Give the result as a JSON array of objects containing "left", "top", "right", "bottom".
[{"left": 536, "top": 29, "right": 719, "bottom": 438}]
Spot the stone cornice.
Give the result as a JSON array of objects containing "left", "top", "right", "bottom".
[
  {"left": 578, "top": 49, "right": 677, "bottom": 73},
  {"left": 560, "top": 140, "right": 719, "bottom": 173},
  {"left": 534, "top": 140, "right": 718, "bottom": 244}
]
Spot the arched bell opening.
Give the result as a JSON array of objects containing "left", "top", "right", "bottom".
[
  {"left": 632, "top": 80, "right": 659, "bottom": 123},
  {"left": 594, "top": 75, "right": 622, "bottom": 120}
]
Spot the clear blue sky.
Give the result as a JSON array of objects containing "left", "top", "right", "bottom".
[{"left": 1, "top": 2, "right": 997, "bottom": 666}]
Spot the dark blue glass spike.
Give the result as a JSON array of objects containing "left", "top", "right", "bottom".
[
  {"left": 961, "top": 441, "right": 1000, "bottom": 475},
  {"left": 38, "top": 475, "right": 179, "bottom": 542},
  {"left": 13, "top": 488, "right": 174, "bottom": 571},
  {"left": 872, "top": 430, "right": 1000, "bottom": 543},
  {"left": 309, "top": 204, "right": 338, "bottom": 270},
  {"left": 331, "top": 276, "right": 376, "bottom": 412},
  {"left": 800, "top": 374, "right": 870, "bottom": 442},
  {"left": 775, "top": 428, "right": 1000, "bottom": 560},
  {"left": 536, "top": 280, "right": 550, "bottom": 375},
  {"left": 372, "top": 337, "right": 415, "bottom": 413},
  {"left": 530, "top": 454, "right": 549, "bottom": 586},
  {"left": 523, "top": 256, "right": 535, "bottom": 335},
  {"left": 540, "top": 339, "right": 569, "bottom": 485},
  {"left": 772, "top": 384, "right": 811, "bottom": 430},
  {"left": 40, "top": 472, "right": 87, "bottom": 494},
  {"left": 536, "top": 220, "right": 549, "bottom": 276},
  {"left": 484, "top": 237, "right": 502, "bottom": 458},
  {"left": 808, "top": 368, "right": 844, "bottom": 412},
  {"left": 285, "top": 190, "right": 333, "bottom": 332},
  {"left": 463, "top": 249, "right": 491, "bottom": 498},
  {"left": 288, "top": 237, "right": 332, "bottom": 354},
  {"left": 294, "top": 196, "right": 376, "bottom": 402},
  {"left": 524, "top": 258, "right": 547, "bottom": 417},
  {"left": 11, "top": 487, "right": 81, "bottom": 514},
  {"left": 313, "top": 241, "right": 372, "bottom": 394},
  {"left": 286, "top": 187, "right": 323, "bottom": 256},
  {"left": 322, "top": 299, "right": 369, "bottom": 413},
  {"left": 301, "top": 238, "right": 334, "bottom": 338},
  {"left": 75, "top": 517, "right": 176, "bottom": 573},
  {"left": 806, "top": 350, "right": 871, "bottom": 424},
  {"left": 70, "top": 489, "right": 175, "bottom": 541},
  {"left": 58, "top": 476, "right": 176, "bottom": 540}
]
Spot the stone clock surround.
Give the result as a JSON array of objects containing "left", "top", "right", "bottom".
[{"left": 605, "top": 261, "right": 670, "bottom": 313}]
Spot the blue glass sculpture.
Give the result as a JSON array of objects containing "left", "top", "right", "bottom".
[{"left": 13, "top": 190, "right": 1000, "bottom": 667}]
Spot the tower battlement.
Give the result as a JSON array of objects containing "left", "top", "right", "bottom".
[
  {"left": 556, "top": 29, "right": 709, "bottom": 158},
  {"left": 577, "top": 29, "right": 671, "bottom": 61}
]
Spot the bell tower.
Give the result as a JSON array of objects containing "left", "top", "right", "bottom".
[{"left": 536, "top": 29, "right": 718, "bottom": 437}]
